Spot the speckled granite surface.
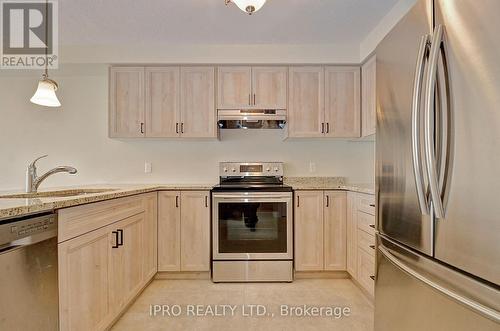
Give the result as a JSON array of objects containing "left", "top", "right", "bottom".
[
  {"left": 0, "top": 184, "right": 215, "bottom": 220},
  {"left": 284, "top": 177, "right": 375, "bottom": 195},
  {"left": 0, "top": 178, "right": 374, "bottom": 220}
]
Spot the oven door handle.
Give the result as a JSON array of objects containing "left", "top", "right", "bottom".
[{"left": 212, "top": 193, "right": 292, "bottom": 200}]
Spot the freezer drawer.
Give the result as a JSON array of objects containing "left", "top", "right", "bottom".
[{"left": 375, "top": 236, "right": 500, "bottom": 331}]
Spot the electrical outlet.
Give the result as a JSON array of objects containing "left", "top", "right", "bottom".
[
  {"left": 309, "top": 162, "right": 316, "bottom": 173},
  {"left": 144, "top": 162, "right": 152, "bottom": 173}
]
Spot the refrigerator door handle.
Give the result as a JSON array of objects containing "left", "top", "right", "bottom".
[
  {"left": 379, "top": 245, "right": 500, "bottom": 323},
  {"left": 424, "top": 24, "right": 447, "bottom": 218},
  {"left": 411, "top": 34, "right": 431, "bottom": 215}
]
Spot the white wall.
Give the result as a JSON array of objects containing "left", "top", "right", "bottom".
[
  {"left": 0, "top": 64, "right": 374, "bottom": 190},
  {"left": 360, "top": 0, "right": 418, "bottom": 60}
]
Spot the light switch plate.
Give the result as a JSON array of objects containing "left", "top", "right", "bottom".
[{"left": 144, "top": 162, "right": 152, "bottom": 173}]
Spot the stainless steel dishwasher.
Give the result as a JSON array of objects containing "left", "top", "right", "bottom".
[{"left": 0, "top": 212, "right": 58, "bottom": 331}]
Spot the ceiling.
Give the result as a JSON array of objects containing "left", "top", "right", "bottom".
[{"left": 59, "top": 0, "right": 399, "bottom": 46}]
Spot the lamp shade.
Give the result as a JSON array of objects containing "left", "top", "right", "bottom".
[
  {"left": 30, "top": 78, "right": 61, "bottom": 107},
  {"left": 232, "top": 0, "right": 267, "bottom": 14}
]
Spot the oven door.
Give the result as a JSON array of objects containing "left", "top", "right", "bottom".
[{"left": 212, "top": 192, "right": 293, "bottom": 260}]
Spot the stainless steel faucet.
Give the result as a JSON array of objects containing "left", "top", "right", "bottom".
[{"left": 25, "top": 155, "right": 78, "bottom": 193}]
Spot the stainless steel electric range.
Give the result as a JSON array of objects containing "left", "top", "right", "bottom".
[{"left": 211, "top": 162, "right": 293, "bottom": 282}]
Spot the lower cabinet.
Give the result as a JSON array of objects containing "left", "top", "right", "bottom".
[
  {"left": 346, "top": 192, "right": 376, "bottom": 297},
  {"left": 158, "top": 190, "right": 210, "bottom": 272},
  {"left": 58, "top": 193, "right": 157, "bottom": 331},
  {"left": 294, "top": 190, "right": 346, "bottom": 271}
]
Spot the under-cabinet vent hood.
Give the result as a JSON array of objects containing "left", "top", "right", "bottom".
[{"left": 217, "top": 109, "right": 286, "bottom": 129}]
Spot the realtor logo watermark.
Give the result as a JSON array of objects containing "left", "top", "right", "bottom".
[{"left": 1, "top": 0, "right": 58, "bottom": 69}]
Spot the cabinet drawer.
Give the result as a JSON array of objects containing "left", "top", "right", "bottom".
[
  {"left": 58, "top": 195, "right": 145, "bottom": 243},
  {"left": 357, "top": 247, "right": 375, "bottom": 296},
  {"left": 356, "top": 193, "right": 375, "bottom": 215},
  {"left": 357, "top": 229, "right": 375, "bottom": 257},
  {"left": 357, "top": 211, "right": 375, "bottom": 235}
]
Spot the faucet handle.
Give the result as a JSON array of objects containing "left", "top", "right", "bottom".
[{"left": 29, "top": 155, "right": 48, "bottom": 168}]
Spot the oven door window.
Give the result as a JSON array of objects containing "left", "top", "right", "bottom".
[{"left": 218, "top": 202, "right": 287, "bottom": 253}]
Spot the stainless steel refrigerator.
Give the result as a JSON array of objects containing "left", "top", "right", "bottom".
[{"left": 375, "top": 0, "right": 500, "bottom": 330}]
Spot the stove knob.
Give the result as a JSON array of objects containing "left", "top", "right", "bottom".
[
  {"left": 223, "top": 167, "right": 228, "bottom": 173},
  {"left": 274, "top": 167, "right": 279, "bottom": 172},
  {"left": 266, "top": 167, "right": 271, "bottom": 172},
  {"left": 231, "top": 168, "right": 237, "bottom": 173}
]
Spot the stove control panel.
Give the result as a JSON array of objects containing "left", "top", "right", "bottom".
[{"left": 219, "top": 162, "right": 284, "bottom": 177}]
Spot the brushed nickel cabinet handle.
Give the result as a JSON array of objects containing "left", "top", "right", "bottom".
[
  {"left": 326, "top": 122, "right": 330, "bottom": 134},
  {"left": 205, "top": 196, "right": 208, "bottom": 208},
  {"left": 117, "top": 229, "right": 123, "bottom": 246},
  {"left": 321, "top": 123, "right": 325, "bottom": 134},
  {"left": 326, "top": 195, "right": 329, "bottom": 208},
  {"left": 370, "top": 275, "right": 375, "bottom": 280},
  {"left": 297, "top": 196, "right": 300, "bottom": 207},
  {"left": 176, "top": 123, "right": 179, "bottom": 134},
  {"left": 370, "top": 204, "right": 375, "bottom": 207},
  {"left": 140, "top": 122, "right": 144, "bottom": 134},
  {"left": 181, "top": 123, "right": 184, "bottom": 134},
  {"left": 112, "top": 231, "right": 119, "bottom": 248},
  {"left": 369, "top": 224, "right": 375, "bottom": 229},
  {"left": 175, "top": 195, "right": 179, "bottom": 208}
]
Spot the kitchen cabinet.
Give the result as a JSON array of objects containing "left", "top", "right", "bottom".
[
  {"left": 158, "top": 190, "right": 211, "bottom": 272},
  {"left": 110, "top": 66, "right": 216, "bottom": 138},
  {"left": 58, "top": 193, "right": 156, "bottom": 331},
  {"left": 217, "top": 66, "right": 252, "bottom": 109},
  {"left": 145, "top": 67, "right": 180, "bottom": 137},
  {"left": 288, "top": 66, "right": 325, "bottom": 138},
  {"left": 158, "top": 191, "right": 181, "bottom": 271},
  {"left": 324, "top": 191, "right": 347, "bottom": 270},
  {"left": 142, "top": 192, "right": 158, "bottom": 280},
  {"left": 109, "top": 213, "right": 145, "bottom": 313},
  {"left": 345, "top": 192, "right": 376, "bottom": 297},
  {"left": 346, "top": 192, "right": 358, "bottom": 277},
  {"left": 180, "top": 191, "right": 211, "bottom": 271},
  {"left": 324, "top": 67, "right": 361, "bottom": 137},
  {"left": 217, "top": 66, "right": 287, "bottom": 109},
  {"left": 362, "top": 55, "right": 377, "bottom": 136},
  {"left": 294, "top": 190, "right": 346, "bottom": 271},
  {"left": 180, "top": 66, "right": 216, "bottom": 138},
  {"left": 58, "top": 223, "right": 114, "bottom": 331},
  {"left": 109, "top": 67, "right": 145, "bottom": 137}
]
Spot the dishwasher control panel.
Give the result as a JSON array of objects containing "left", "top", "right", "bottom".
[{"left": 0, "top": 213, "right": 57, "bottom": 246}]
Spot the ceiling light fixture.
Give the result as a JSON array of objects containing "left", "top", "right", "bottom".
[
  {"left": 30, "top": 0, "right": 61, "bottom": 108},
  {"left": 225, "top": 0, "right": 267, "bottom": 15}
]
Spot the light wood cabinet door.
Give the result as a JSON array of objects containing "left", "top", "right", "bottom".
[
  {"left": 362, "top": 55, "right": 377, "bottom": 136},
  {"left": 58, "top": 225, "right": 114, "bottom": 331},
  {"left": 143, "top": 193, "right": 158, "bottom": 281},
  {"left": 145, "top": 67, "right": 180, "bottom": 137},
  {"left": 294, "top": 191, "right": 324, "bottom": 271},
  {"left": 346, "top": 192, "right": 358, "bottom": 277},
  {"left": 180, "top": 191, "right": 210, "bottom": 271},
  {"left": 324, "top": 67, "right": 361, "bottom": 138},
  {"left": 109, "top": 67, "right": 145, "bottom": 138},
  {"left": 180, "top": 67, "right": 216, "bottom": 138},
  {"left": 217, "top": 66, "right": 252, "bottom": 109},
  {"left": 109, "top": 213, "right": 145, "bottom": 313},
  {"left": 157, "top": 191, "right": 181, "bottom": 271},
  {"left": 252, "top": 66, "right": 287, "bottom": 109},
  {"left": 288, "top": 67, "right": 325, "bottom": 137},
  {"left": 324, "top": 191, "right": 347, "bottom": 270}
]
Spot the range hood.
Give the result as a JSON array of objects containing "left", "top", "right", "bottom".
[{"left": 217, "top": 109, "right": 286, "bottom": 129}]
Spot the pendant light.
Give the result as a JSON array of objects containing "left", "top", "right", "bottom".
[
  {"left": 225, "top": 0, "right": 267, "bottom": 15},
  {"left": 30, "top": 0, "right": 61, "bottom": 107}
]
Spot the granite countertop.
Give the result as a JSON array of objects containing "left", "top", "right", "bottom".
[
  {"left": 284, "top": 177, "right": 375, "bottom": 195},
  {"left": 0, "top": 178, "right": 374, "bottom": 220},
  {"left": 0, "top": 184, "right": 215, "bottom": 220}
]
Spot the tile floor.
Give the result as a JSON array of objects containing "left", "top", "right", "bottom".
[{"left": 111, "top": 279, "right": 374, "bottom": 331}]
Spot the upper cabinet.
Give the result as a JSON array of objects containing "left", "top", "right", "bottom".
[
  {"left": 288, "top": 66, "right": 325, "bottom": 138},
  {"left": 325, "top": 67, "right": 361, "bottom": 138},
  {"left": 288, "top": 66, "right": 361, "bottom": 138},
  {"left": 145, "top": 67, "right": 180, "bottom": 138},
  {"left": 109, "top": 67, "right": 145, "bottom": 138},
  {"left": 180, "top": 67, "right": 216, "bottom": 138},
  {"left": 362, "top": 55, "right": 376, "bottom": 136},
  {"left": 110, "top": 66, "right": 216, "bottom": 138},
  {"left": 217, "top": 66, "right": 287, "bottom": 109}
]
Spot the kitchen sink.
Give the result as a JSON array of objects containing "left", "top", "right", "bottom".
[{"left": 0, "top": 188, "right": 119, "bottom": 199}]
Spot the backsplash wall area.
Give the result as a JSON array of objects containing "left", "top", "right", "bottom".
[{"left": 0, "top": 65, "right": 374, "bottom": 190}]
